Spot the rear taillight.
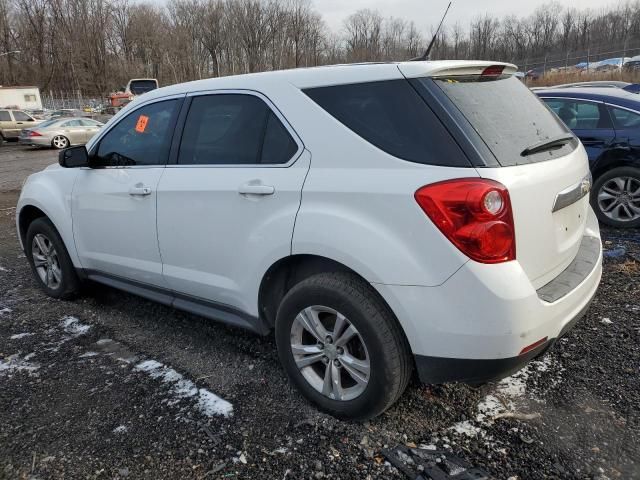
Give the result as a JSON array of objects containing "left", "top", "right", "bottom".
[
  {"left": 28, "top": 131, "right": 42, "bottom": 137},
  {"left": 415, "top": 178, "right": 516, "bottom": 264}
]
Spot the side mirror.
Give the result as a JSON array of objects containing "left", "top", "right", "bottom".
[{"left": 59, "top": 146, "right": 89, "bottom": 168}]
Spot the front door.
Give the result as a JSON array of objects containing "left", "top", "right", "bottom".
[
  {"left": 156, "top": 92, "right": 309, "bottom": 314},
  {"left": 72, "top": 97, "right": 182, "bottom": 287}
]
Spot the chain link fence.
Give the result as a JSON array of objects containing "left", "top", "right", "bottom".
[{"left": 41, "top": 91, "right": 106, "bottom": 111}]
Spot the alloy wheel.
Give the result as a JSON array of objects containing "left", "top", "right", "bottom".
[
  {"left": 31, "top": 233, "right": 62, "bottom": 289},
  {"left": 597, "top": 176, "right": 640, "bottom": 222},
  {"left": 290, "top": 305, "right": 370, "bottom": 401},
  {"left": 52, "top": 136, "right": 68, "bottom": 149}
]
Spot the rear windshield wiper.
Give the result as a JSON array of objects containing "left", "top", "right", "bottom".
[{"left": 520, "top": 134, "right": 575, "bottom": 157}]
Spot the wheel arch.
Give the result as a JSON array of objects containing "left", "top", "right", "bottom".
[
  {"left": 257, "top": 254, "right": 410, "bottom": 352},
  {"left": 591, "top": 154, "right": 640, "bottom": 181},
  {"left": 18, "top": 204, "right": 48, "bottom": 247}
]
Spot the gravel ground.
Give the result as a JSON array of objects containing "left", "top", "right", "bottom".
[{"left": 0, "top": 144, "right": 638, "bottom": 479}]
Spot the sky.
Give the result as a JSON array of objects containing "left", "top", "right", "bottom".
[{"left": 315, "top": 0, "right": 618, "bottom": 35}]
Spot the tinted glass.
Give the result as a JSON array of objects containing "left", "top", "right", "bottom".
[
  {"left": 179, "top": 94, "right": 295, "bottom": 165},
  {"left": 0, "top": 111, "right": 10, "bottom": 121},
  {"left": 261, "top": 112, "right": 298, "bottom": 164},
  {"left": 430, "top": 76, "right": 573, "bottom": 165},
  {"left": 13, "top": 111, "right": 31, "bottom": 121},
  {"left": 543, "top": 99, "right": 611, "bottom": 130},
  {"left": 129, "top": 80, "right": 158, "bottom": 95},
  {"left": 304, "top": 80, "right": 468, "bottom": 167},
  {"left": 609, "top": 106, "right": 640, "bottom": 129},
  {"left": 96, "top": 99, "right": 178, "bottom": 167}
]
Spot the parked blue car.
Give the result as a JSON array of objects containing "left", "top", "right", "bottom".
[{"left": 536, "top": 87, "right": 640, "bottom": 228}]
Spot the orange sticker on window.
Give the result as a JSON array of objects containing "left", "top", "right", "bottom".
[{"left": 135, "top": 115, "right": 149, "bottom": 133}]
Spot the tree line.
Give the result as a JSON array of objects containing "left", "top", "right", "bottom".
[{"left": 0, "top": 0, "right": 639, "bottom": 96}]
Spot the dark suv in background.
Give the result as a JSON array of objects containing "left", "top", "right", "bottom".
[{"left": 536, "top": 87, "right": 640, "bottom": 228}]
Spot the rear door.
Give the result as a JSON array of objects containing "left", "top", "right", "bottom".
[
  {"left": 407, "top": 69, "right": 593, "bottom": 289},
  {"left": 542, "top": 97, "right": 615, "bottom": 164},
  {"left": 156, "top": 91, "right": 309, "bottom": 314}
]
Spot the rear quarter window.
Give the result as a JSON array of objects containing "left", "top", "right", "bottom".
[{"left": 303, "top": 80, "right": 470, "bottom": 167}]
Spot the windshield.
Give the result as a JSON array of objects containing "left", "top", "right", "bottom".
[
  {"left": 425, "top": 75, "right": 576, "bottom": 166},
  {"left": 129, "top": 80, "right": 158, "bottom": 95}
]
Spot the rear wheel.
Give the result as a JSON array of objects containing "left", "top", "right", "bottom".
[
  {"left": 275, "top": 272, "right": 412, "bottom": 420},
  {"left": 25, "top": 217, "right": 81, "bottom": 299},
  {"left": 592, "top": 166, "right": 640, "bottom": 228},
  {"left": 51, "top": 135, "right": 69, "bottom": 149}
]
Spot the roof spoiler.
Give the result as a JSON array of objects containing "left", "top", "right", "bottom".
[{"left": 399, "top": 61, "right": 518, "bottom": 79}]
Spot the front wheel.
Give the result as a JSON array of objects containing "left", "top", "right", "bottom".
[
  {"left": 592, "top": 166, "right": 640, "bottom": 228},
  {"left": 275, "top": 272, "right": 412, "bottom": 420},
  {"left": 51, "top": 135, "right": 69, "bottom": 149},
  {"left": 25, "top": 217, "right": 81, "bottom": 299}
]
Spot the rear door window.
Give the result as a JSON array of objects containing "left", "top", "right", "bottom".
[
  {"left": 543, "top": 99, "right": 611, "bottom": 130},
  {"left": 178, "top": 94, "right": 298, "bottom": 165},
  {"left": 426, "top": 76, "right": 575, "bottom": 165},
  {"left": 304, "top": 80, "right": 469, "bottom": 167},
  {"left": 13, "top": 111, "right": 32, "bottom": 121}
]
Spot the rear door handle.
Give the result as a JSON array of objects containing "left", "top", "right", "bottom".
[
  {"left": 579, "top": 137, "right": 605, "bottom": 146},
  {"left": 238, "top": 184, "right": 275, "bottom": 195},
  {"left": 129, "top": 186, "right": 152, "bottom": 196}
]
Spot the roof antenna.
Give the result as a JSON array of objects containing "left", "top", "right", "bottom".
[{"left": 410, "top": 1, "right": 452, "bottom": 61}]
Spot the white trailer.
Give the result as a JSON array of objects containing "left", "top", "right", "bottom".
[{"left": 0, "top": 86, "right": 43, "bottom": 110}]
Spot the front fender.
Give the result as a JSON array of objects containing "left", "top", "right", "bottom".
[{"left": 17, "top": 167, "right": 80, "bottom": 267}]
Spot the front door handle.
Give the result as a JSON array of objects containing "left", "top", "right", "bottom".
[
  {"left": 129, "top": 185, "right": 152, "bottom": 196},
  {"left": 238, "top": 184, "right": 275, "bottom": 195}
]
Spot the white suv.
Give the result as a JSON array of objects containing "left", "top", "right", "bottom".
[{"left": 17, "top": 61, "right": 602, "bottom": 420}]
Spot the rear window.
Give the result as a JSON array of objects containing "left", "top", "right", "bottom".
[
  {"left": 427, "top": 76, "right": 575, "bottom": 166},
  {"left": 304, "top": 80, "right": 469, "bottom": 167},
  {"left": 129, "top": 80, "right": 158, "bottom": 95}
]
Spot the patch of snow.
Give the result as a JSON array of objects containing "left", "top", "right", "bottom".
[
  {"left": 10, "top": 332, "right": 33, "bottom": 340},
  {"left": 112, "top": 425, "right": 128, "bottom": 434},
  {"left": 23, "top": 352, "right": 36, "bottom": 361},
  {"left": 61, "top": 316, "right": 91, "bottom": 336},
  {"left": 449, "top": 356, "right": 561, "bottom": 442},
  {"left": 134, "top": 359, "right": 233, "bottom": 417},
  {"left": 0, "top": 307, "right": 12, "bottom": 316},
  {"left": 0, "top": 354, "right": 39, "bottom": 374},
  {"left": 79, "top": 352, "right": 99, "bottom": 358},
  {"left": 449, "top": 420, "right": 483, "bottom": 438},
  {"left": 0, "top": 266, "right": 8, "bottom": 272},
  {"left": 601, "top": 317, "right": 613, "bottom": 325}
]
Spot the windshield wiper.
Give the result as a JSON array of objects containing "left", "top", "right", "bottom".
[{"left": 520, "top": 134, "right": 575, "bottom": 157}]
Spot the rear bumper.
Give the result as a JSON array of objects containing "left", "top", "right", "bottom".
[
  {"left": 413, "top": 295, "right": 592, "bottom": 384},
  {"left": 19, "top": 136, "right": 51, "bottom": 147},
  {"left": 373, "top": 206, "right": 602, "bottom": 384}
]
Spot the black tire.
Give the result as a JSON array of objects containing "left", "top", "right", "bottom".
[
  {"left": 591, "top": 166, "right": 640, "bottom": 228},
  {"left": 275, "top": 272, "right": 412, "bottom": 420},
  {"left": 0, "top": 133, "right": 4, "bottom": 146},
  {"left": 25, "top": 217, "right": 81, "bottom": 299}
]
